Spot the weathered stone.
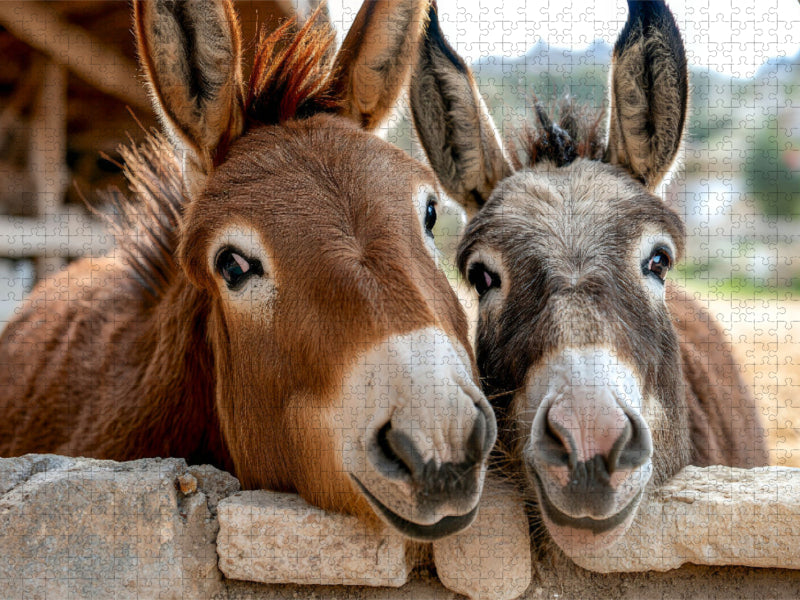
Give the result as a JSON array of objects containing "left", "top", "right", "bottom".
[
  {"left": 0, "top": 454, "right": 224, "bottom": 599},
  {"left": 217, "top": 490, "right": 410, "bottom": 587},
  {"left": 179, "top": 472, "right": 198, "bottom": 494},
  {"left": 4, "top": 455, "right": 799, "bottom": 599},
  {"left": 0, "top": 453, "right": 74, "bottom": 495},
  {"left": 573, "top": 465, "right": 800, "bottom": 573},
  {"left": 433, "top": 476, "right": 531, "bottom": 600},
  {"left": 189, "top": 463, "right": 241, "bottom": 513}
]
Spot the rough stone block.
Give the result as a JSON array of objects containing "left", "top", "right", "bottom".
[
  {"left": 433, "top": 476, "right": 531, "bottom": 600},
  {"left": 0, "top": 454, "right": 224, "bottom": 599},
  {"left": 217, "top": 490, "right": 410, "bottom": 587},
  {"left": 574, "top": 465, "right": 800, "bottom": 573}
]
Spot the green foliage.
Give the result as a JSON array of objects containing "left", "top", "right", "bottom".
[{"left": 744, "top": 115, "right": 800, "bottom": 218}]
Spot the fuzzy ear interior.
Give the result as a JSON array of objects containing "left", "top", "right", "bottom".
[
  {"left": 134, "top": 0, "right": 245, "bottom": 198},
  {"left": 409, "top": 2, "right": 511, "bottom": 218},
  {"left": 604, "top": 0, "right": 688, "bottom": 190},
  {"left": 329, "top": 0, "right": 428, "bottom": 130}
]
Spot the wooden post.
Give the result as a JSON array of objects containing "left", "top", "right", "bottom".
[
  {"left": 29, "top": 59, "right": 68, "bottom": 280},
  {"left": 0, "top": 2, "right": 150, "bottom": 112}
]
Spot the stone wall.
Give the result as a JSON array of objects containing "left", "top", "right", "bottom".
[{"left": 1, "top": 455, "right": 799, "bottom": 600}]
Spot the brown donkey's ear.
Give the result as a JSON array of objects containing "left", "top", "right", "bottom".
[
  {"left": 330, "top": 0, "right": 428, "bottom": 130},
  {"left": 409, "top": 2, "right": 511, "bottom": 218},
  {"left": 134, "top": 0, "right": 245, "bottom": 199},
  {"left": 605, "top": 0, "right": 688, "bottom": 191}
]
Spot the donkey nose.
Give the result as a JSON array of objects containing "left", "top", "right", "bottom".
[
  {"left": 538, "top": 394, "right": 651, "bottom": 481},
  {"left": 372, "top": 408, "right": 490, "bottom": 482},
  {"left": 374, "top": 421, "right": 425, "bottom": 479}
]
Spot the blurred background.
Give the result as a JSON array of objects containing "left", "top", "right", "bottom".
[{"left": 0, "top": 0, "right": 798, "bottom": 465}]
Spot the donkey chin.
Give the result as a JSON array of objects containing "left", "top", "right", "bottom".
[
  {"left": 342, "top": 327, "right": 496, "bottom": 542},
  {"left": 520, "top": 347, "right": 655, "bottom": 557}
]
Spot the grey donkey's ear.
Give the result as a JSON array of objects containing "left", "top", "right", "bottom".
[
  {"left": 409, "top": 2, "right": 511, "bottom": 218},
  {"left": 134, "top": 0, "right": 245, "bottom": 199},
  {"left": 605, "top": 0, "right": 688, "bottom": 190}
]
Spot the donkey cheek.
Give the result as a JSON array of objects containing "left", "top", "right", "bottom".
[{"left": 286, "top": 405, "right": 356, "bottom": 507}]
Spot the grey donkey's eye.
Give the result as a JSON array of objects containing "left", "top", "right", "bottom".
[
  {"left": 215, "top": 247, "right": 264, "bottom": 290},
  {"left": 468, "top": 262, "right": 500, "bottom": 297},
  {"left": 644, "top": 248, "right": 673, "bottom": 282}
]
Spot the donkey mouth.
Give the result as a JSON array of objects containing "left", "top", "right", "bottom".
[
  {"left": 351, "top": 475, "right": 479, "bottom": 541},
  {"left": 533, "top": 472, "right": 642, "bottom": 535}
]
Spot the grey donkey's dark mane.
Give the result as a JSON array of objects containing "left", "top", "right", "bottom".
[{"left": 510, "top": 98, "right": 606, "bottom": 170}]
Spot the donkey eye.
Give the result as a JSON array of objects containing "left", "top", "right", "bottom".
[
  {"left": 215, "top": 247, "right": 263, "bottom": 290},
  {"left": 468, "top": 262, "right": 500, "bottom": 297},
  {"left": 645, "top": 248, "right": 672, "bottom": 282},
  {"left": 424, "top": 196, "right": 437, "bottom": 237}
]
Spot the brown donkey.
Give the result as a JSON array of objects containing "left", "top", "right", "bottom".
[
  {"left": 410, "top": 0, "right": 767, "bottom": 557},
  {"left": 0, "top": 0, "right": 497, "bottom": 542}
]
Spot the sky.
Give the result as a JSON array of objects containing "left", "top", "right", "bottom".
[{"left": 325, "top": 0, "right": 800, "bottom": 80}]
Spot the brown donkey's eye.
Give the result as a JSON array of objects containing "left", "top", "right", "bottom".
[
  {"left": 215, "top": 247, "right": 263, "bottom": 290},
  {"left": 468, "top": 262, "right": 500, "bottom": 297},
  {"left": 424, "top": 197, "right": 437, "bottom": 236},
  {"left": 645, "top": 248, "right": 673, "bottom": 282}
]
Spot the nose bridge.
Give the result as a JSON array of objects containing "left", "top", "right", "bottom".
[
  {"left": 552, "top": 292, "right": 613, "bottom": 349},
  {"left": 549, "top": 347, "right": 645, "bottom": 417}
]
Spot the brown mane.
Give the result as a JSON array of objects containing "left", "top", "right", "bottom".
[
  {"left": 101, "top": 133, "right": 184, "bottom": 301},
  {"left": 247, "top": 9, "right": 342, "bottom": 126},
  {"left": 510, "top": 98, "right": 606, "bottom": 170}
]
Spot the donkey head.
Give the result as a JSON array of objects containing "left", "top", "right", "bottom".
[
  {"left": 134, "top": 0, "right": 496, "bottom": 541},
  {"left": 411, "top": 0, "right": 689, "bottom": 554}
]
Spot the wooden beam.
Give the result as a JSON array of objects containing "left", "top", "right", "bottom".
[
  {"left": 30, "top": 61, "right": 66, "bottom": 217},
  {"left": 29, "top": 60, "right": 68, "bottom": 277},
  {"left": 0, "top": 212, "right": 112, "bottom": 259},
  {"left": 0, "top": 2, "right": 150, "bottom": 111}
]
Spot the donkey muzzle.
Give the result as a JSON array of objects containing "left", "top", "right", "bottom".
[
  {"left": 343, "top": 327, "right": 496, "bottom": 541},
  {"left": 523, "top": 347, "right": 654, "bottom": 554}
]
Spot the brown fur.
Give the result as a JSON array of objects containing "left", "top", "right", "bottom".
[
  {"left": 135, "top": 0, "right": 246, "bottom": 178},
  {"left": 179, "top": 117, "right": 469, "bottom": 508},
  {"left": 410, "top": 0, "right": 767, "bottom": 555},
  {"left": 0, "top": 0, "right": 480, "bottom": 529},
  {"left": 669, "top": 284, "right": 766, "bottom": 467}
]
